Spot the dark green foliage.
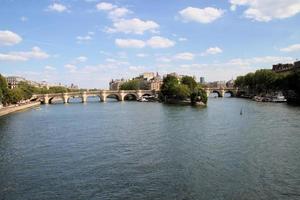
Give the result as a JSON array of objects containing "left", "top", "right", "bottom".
[
  {"left": 235, "top": 69, "right": 279, "bottom": 92},
  {"left": 191, "top": 85, "right": 208, "bottom": 104},
  {"left": 160, "top": 75, "right": 207, "bottom": 104},
  {"left": 181, "top": 76, "right": 197, "bottom": 91},
  {"left": 174, "top": 84, "right": 190, "bottom": 100},
  {"left": 47, "top": 86, "right": 68, "bottom": 93},
  {"left": 161, "top": 75, "right": 179, "bottom": 97},
  {"left": 0, "top": 74, "right": 9, "bottom": 105},
  {"left": 120, "top": 80, "right": 139, "bottom": 90},
  {"left": 7, "top": 88, "right": 23, "bottom": 104},
  {"left": 234, "top": 69, "right": 300, "bottom": 100}
]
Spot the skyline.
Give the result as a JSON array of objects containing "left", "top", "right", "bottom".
[{"left": 0, "top": 0, "right": 300, "bottom": 88}]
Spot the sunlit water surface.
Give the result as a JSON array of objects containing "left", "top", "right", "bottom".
[{"left": 0, "top": 98, "right": 300, "bottom": 200}]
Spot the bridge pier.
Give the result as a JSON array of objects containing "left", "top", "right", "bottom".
[
  {"left": 43, "top": 94, "right": 49, "bottom": 104},
  {"left": 63, "top": 94, "right": 69, "bottom": 104},
  {"left": 82, "top": 92, "right": 87, "bottom": 103},
  {"left": 220, "top": 89, "right": 225, "bottom": 98},
  {"left": 137, "top": 90, "right": 143, "bottom": 99},
  {"left": 119, "top": 91, "right": 125, "bottom": 101},
  {"left": 100, "top": 93, "right": 107, "bottom": 102}
]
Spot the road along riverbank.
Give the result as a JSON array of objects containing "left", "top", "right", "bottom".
[{"left": 0, "top": 102, "right": 41, "bottom": 117}]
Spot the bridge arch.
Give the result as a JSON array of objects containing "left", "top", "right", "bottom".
[
  {"left": 49, "top": 96, "right": 64, "bottom": 104},
  {"left": 86, "top": 95, "right": 101, "bottom": 102},
  {"left": 211, "top": 90, "right": 222, "bottom": 98},
  {"left": 106, "top": 93, "right": 121, "bottom": 101},
  {"left": 67, "top": 96, "right": 83, "bottom": 103},
  {"left": 224, "top": 90, "right": 235, "bottom": 97},
  {"left": 124, "top": 93, "right": 138, "bottom": 101}
]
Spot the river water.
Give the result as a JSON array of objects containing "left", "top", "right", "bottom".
[{"left": 0, "top": 98, "right": 299, "bottom": 200}]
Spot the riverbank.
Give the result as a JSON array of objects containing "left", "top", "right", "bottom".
[{"left": 0, "top": 101, "right": 41, "bottom": 117}]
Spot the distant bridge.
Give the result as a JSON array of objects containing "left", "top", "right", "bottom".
[
  {"left": 205, "top": 87, "right": 238, "bottom": 97},
  {"left": 32, "top": 90, "right": 156, "bottom": 104}
]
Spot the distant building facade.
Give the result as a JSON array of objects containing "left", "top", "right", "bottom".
[
  {"left": 6, "top": 76, "right": 27, "bottom": 89},
  {"left": 200, "top": 77, "right": 205, "bottom": 84},
  {"left": 109, "top": 72, "right": 163, "bottom": 91},
  {"left": 148, "top": 73, "right": 163, "bottom": 91},
  {"left": 109, "top": 79, "right": 125, "bottom": 90},
  {"left": 226, "top": 79, "right": 234, "bottom": 88},
  {"left": 272, "top": 61, "right": 300, "bottom": 73},
  {"left": 69, "top": 83, "right": 79, "bottom": 89},
  {"left": 205, "top": 81, "right": 226, "bottom": 88}
]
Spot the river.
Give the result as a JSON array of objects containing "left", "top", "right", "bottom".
[{"left": 0, "top": 98, "right": 299, "bottom": 200}]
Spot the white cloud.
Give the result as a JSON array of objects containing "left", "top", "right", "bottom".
[
  {"left": 174, "top": 52, "right": 195, "bottom": 60},
  {"left": 115, "top": 39, "right": 146, "bottom": 48},
  {"left": 115, "top": 36, "right": 175, "bottom": 49},
  {"left": 136, "top": 53, "right": 148, "bottom": 58},
  {"left": 96, "top": 2, "right": 131, "bottom": 20},
  {"left": 0, "top": 30, "right": 22, "bottom": 46},
  {"left": 156, "top": 57, "right": 172, "bottom": 63},
  {"left": 147, "top": 36, "right": 175, "bottom": 48},
  {"left": 76, "top": 32, "right": 94, "bottom": 43},
  {"left": 128, "top": 65, "right": 145, "bottom": 72},
  {"left": 179, "top": 7, "right": 224, "bottom": 23},
  {"left": 178, "top": 37, "right": 188, "bottom": 42},
  {"left": 227, "top": 56, "right": 294, "bottom": 66},
  {"left": 96, "top": 2, "right": 116, "bottom": 11},
  {"left": 108, "top": 7, "right": 131, "bottom": 20},
  {"left": 76, "top": 56, "right": 88, "bottom": 62},
  {"left": 45, "top": 65, "right": 56, "bottom": 71},
  {"left": 0, "top": 46, "right": 49, "bottom": 62},
  {"left": 201, "top": 47, "right": 223, "bottom": 56},
  {"left": 65, "top": 64, "right": 77, "bottom": 73},
  {"left": 229, "top": 0, "right": 300, "bottom": 22},
  {"left": 280, "top": 44, "right": 300, "bottom": 52},
  {"left": 47, "top": 3, "right": 68, "bottom": 13},
  {"left": 106, "top": 18, "right": 159, "bottom": 34}
]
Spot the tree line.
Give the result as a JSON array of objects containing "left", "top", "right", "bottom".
[
  {"left": 0, "top": 74, "right": 80, "bottom": 106},
  {"left": 234, "top": 69, "right": 300, "bottom": 99}
]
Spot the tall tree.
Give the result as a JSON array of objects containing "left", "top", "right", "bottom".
[{"left": 0, "top": 74, "right": 9, "bottom": 105}]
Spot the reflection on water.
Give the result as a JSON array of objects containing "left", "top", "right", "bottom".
[{"left": 0, "top": 98, "right": 299, "bottom": 200}]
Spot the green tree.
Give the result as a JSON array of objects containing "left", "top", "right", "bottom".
[
  {"left": 0, "top": 74, "right": 9, "bottom": 105},
  {"left": 181, "top": 76, "right": 197, "bottom": 91},
  {"left": 174, "top": 84, "right": 190, "bottom": 100},
  {"left": 120, "top": 80, "right": 140, "bottom": 90},
  {"left": 18, "top": 81, "right": 35, "bottom": 99},
  {"left": 253, "top": 69, "right": 277, "bottom": 93},
  {"left": 7, "top": 88, "right": 23, "bottom": 104},
  {"left": 191, "top": 85, "right": 208, "bottom": 104},
  {"left": 160, "top": 75, "right": 179, "bottom": 97},
  {"left": 48, "top": 86, "right": 68, "bottom": 93}
]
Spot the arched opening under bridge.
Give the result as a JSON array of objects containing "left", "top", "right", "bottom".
[{"left": 124, "top": 94, "right": 138, "bottom": 101}]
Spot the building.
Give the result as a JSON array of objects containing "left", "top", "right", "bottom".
[
  {"left": 69, "top": 83, "right": 79, "bottom": 89},
  {"left": 226, "top": 79, "right": 234, "bottom": 88},
  {"left": 6, "top": 76, "right": 27, "bottom": 89},
  {"left": 148, "top": 73, "right": 163, "bottom": 91},
  {"left": 139, "top": 72, "right": 155, "bottom": 81},
  {"left": 109, "top": 79, "right": 125, "bottom": 90},
  {"left": 272, "top": 61, "right": 300, "bottom": 73},
  {"left": 200, "top": 77, "right": 205, "bottom": 84},
  {"left": 205, "top": 81, "right": 226, "bottom": 88}
]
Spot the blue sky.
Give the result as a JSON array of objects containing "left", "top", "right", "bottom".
[{"left": 0, "top": 0, "right": 300, "bottom": 88}]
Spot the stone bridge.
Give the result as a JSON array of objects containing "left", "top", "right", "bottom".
[
  {"left": 205, "top": 87, "right": 238, "bottom": 97},
  {"left": 32, "top": 90, "right": 156, "bottom": 104}
]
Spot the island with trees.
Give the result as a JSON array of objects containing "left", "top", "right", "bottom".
[{"left": 160, "top": 75, "right": 207, "bottom": 106}]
